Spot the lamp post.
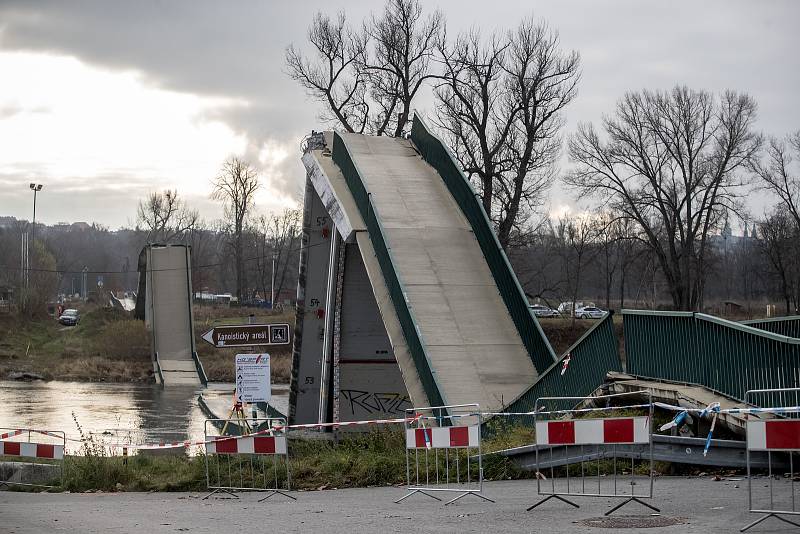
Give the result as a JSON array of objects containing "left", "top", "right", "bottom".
[
  {"left": 270, "top": 251, "right": 277, "bottom": 310},
  {"left": 28, "top": 183, "right": 43, "bottom": 287}
]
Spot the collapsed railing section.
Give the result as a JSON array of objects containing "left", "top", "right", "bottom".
[{"left": 498, "top": 312, "right": 621, "bottom": 428}]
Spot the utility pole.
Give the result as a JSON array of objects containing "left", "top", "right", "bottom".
[
  {"left": 82, "top": 266, "right": 88, "bottom": 301},
  {"left": 270, "top": 251, "right": 277, "bottom": 310}
]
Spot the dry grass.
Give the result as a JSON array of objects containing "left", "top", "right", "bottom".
[{"left": 193, "top": 307, "right": 295, "bottom": 384}]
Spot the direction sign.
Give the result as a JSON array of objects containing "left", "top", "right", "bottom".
[
  {"left": 201, "top": 323, "right": 291, "bottom": 348},
  {"left": 235, "top": 353, "right": 271, "bottom": 404}
]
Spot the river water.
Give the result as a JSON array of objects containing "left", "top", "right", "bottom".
[{"left": 0, "top": 380, "right": 289, "bottom": 454}]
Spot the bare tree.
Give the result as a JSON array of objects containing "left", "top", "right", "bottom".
[
  {"left": 751, "top": 131, "right": 800, "bottom": 227},
  {"left": 136, "top": 189, "right": 198, "bottom": 244},
  {"left": 565, "top": 86, "right": 762, "bottom": 310},
  {"left": 366, "top": 0, "right": 443, "bottom": 136},
  {"left": 436, "top": 18, "right": 580, "bottom": 247},
  {"left": 759, "top": 207, "right": 800, "bottom": 314},
  {"left": 554, "top": 212, "right": 597, "bottom": 328},
  {"left": 254, "top": 209, "right": 301, "bottom": 306},
  {"left": 285, "top": 12, "right": 369, "bottom": 133},
  {"left": 211, "top": 157, "right": 260, "bottom": 303},
  {"left": 286, "top": 0, "right": 442, "bottom": 136}
]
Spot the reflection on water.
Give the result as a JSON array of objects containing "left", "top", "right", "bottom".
[
  {"left": 0, "top": 381, "right": 206, "bottom": 452},
  {"left": 0, "top": 381, "right": 291, "bottom": 454}
]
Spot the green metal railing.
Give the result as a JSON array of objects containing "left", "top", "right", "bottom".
[
  {"left": 192, "top": 351, "right": 208, "bottom": 386},
  {"left": 331, "top": 132, "right": 447, "bottom": 409},
  {"left": 742, "top": 315, "right": 800, "bottom": 338},
  {"left": 624, "top": 310, "right": 800, "bottom": 406},
  {"left": 410, "top": 115, "right": 557, "bottom": 374},
  {"left": 501, "top": 312, "right": 622, "bottom": 418}
]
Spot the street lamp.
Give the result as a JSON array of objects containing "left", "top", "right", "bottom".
[
  {"left": 29, "top": 183, "right": 43, "bottom": 245},
  {"left": 28, "top": 183, "right": 43, "bottom": 287}
]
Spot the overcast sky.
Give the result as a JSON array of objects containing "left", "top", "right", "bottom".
[{"left": 0, "top": 0, "right": 798, "bottom": 229}]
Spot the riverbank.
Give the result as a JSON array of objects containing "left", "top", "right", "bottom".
[
  {"left": 0, "top": 306, "right": 152, "bottom": 382},
  {"left": 8, "top": 429, "right": 536, "bottom": 493},
  {"left": 0, "top": 305, "right": 293, "bottom": 384}
]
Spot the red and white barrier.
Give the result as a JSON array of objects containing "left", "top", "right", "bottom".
[
  {"left": 0, "top": 440, "right": 64, "bottom": 460},
  {"left": 205, "top": 435, "right": 287, "bottom": 455},
  {"left": 535, "top": 416, "right": 650, "bottom": 446},
  {"left": 746, "top": 420, "right": 800, "bottom": 451},
  {"left": 405, "top": 426, "right": 479, "bottom": 449}
]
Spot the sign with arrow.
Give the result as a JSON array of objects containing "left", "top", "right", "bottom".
[
  {"left": 235, "top": 353, "right": 271, "bottom": 404},
  {"left": 201, "top": 323, "right": 291, "bottom": 348}
]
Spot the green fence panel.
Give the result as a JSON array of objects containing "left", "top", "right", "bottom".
[
  {"left": 331, "top": 132, "right": 447, "bottom": 409},
  {"left": 501, "top": 313, "right": 622, "bottom": 418},
  {"left": 742, "top": 315, "right": 800, "bottom": 339},
  {"left": 624, "top": 310, "right": 800, "bottom": 405},
  {"left": 410, "top": 115, "right": 557, "bottom": 374},
  {"left": 623, "top": 310, "right": 695, "bottom": 383}
]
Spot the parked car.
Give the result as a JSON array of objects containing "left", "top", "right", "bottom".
[
  {"left": 58, "top": 309, "right": 80, "bottom": 326},
  {"left": 529, "top": 304, "right": 560, "bottom": 318},
  {"left": 574, "top": 306, "right": 607, "bottom": 319}
]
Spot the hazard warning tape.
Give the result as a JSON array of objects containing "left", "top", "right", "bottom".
[
  {"left": 92, "top": 415, "right": 422, "bottom": 451},
  {"left": 0, "top": 429, "right": 23, "bottom": 440}
]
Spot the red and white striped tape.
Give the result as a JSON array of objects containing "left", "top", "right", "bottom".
[
  {"left": 0, "top": 440, "right": 64, "bottom": 460},
  {"left": 205, "top": 435, "right": 287, "bottom": 455},
  {"left": 536, "top": 417, "right": 650, "bottom": 446},
  {"left": 99, "top": 415, "right": 421, "bottom": 451},
  {"left": 405, "top": 426, "right": 479, "bottom": 449},
  {"left": 747, "top": 420, "right": 800, "bottom": 451},
  {"left": 0, "top": 430, "right": 23, "bottom": 440}
]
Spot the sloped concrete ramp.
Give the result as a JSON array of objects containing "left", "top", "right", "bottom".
[
  {"left": 337, "top": 134, "right": 538, "bottom": 411},
  {"left": 144, "top": 245, "right": 202, "bottom": 386}
]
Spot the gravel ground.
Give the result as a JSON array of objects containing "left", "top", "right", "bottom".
[{"left": 2, "top": 477, "right": 799, "bottom": 533}]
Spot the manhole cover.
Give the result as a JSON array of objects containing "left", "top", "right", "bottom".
[{"left": 577, "top": 515, "right": 687, "bottom": 529}]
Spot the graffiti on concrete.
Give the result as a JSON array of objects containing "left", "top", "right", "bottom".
[{"left": 340, "top": 390, "right": 411, "bottom": 416}]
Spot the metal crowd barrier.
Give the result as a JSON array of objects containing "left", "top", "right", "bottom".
[
  {"left": 396, "top": 404, "right": 493, "bottom": 505},
  {"left": 530, "top": 391, "right": 658, "bottom": 515},
  {"left": 0, "top": 427, "right": 65, "bottom": 489},
  {"left": 742, "top": 387, "right": 800, "bottom": 532},
  {"left": 203, "top": 417, "right": 295, "bottom": 502}
]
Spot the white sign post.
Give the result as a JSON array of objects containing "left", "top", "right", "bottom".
[{"left": 235, "top": 353, "right": 271, "bottom": 404}]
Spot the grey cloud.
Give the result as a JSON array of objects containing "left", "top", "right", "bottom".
[{"left": 0, "top": 0, "right": 798, "bottom": 226}]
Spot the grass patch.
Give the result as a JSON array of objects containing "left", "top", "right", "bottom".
[{"left": 0, "top": 306, "right": 152, "bottom": 382}]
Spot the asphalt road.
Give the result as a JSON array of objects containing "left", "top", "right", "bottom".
[{"left": 2, "top": 477, "right": 798, "bottom": 533}]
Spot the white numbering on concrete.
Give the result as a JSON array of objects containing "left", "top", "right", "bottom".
[{"left": 234, "top": 353, "right": 271, "bottom": 404}]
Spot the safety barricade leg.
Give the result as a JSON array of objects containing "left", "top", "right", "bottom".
[
  {"left": 203, "top": 417, "right": 295, "bottom": 502},
  {"left": 528, "top": 391, "right": 658, "bottom": 515},
  {"left": 396, "top": 404, "right": 494, "bottom": 506},
  {"left": 741, "top": 387, "right": 800, "bottom": 532}
]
